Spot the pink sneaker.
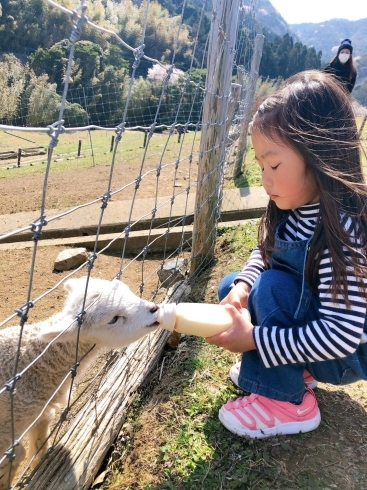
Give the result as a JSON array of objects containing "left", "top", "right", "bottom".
[
  {"left": 229, "top": 361, "right": 318, "bottom": 389},
  {"left": 219, "top": 388, "right": 321, "bottom": 438}
]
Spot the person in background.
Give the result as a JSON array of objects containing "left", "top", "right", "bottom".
[
  {"left": 206, "top": 70, "right": 367, "bottom": 439},
  {"left": 324, "top": 38, "right": 357, "bottom": 93}
]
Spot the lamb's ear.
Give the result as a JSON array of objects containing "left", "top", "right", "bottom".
[
  {"left": 38, "top": 315, "right": 79, "bottom": 343},
  {"left": 63, "top": 277, "right": 87, "bottom": 294}
]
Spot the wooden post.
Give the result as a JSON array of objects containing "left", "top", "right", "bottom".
[
  {"left": 77, "top": 140, "right": 82, "bottom": 157},
  {"left": 233, "top": 32, "right": 264, "bottom": 178},
  {"left": 359, "top": 115, "right": 367, "bottom": 137},
  {"left": 225, "top": 83, "right": 242, "bottom": 143},
  {"left": 190, "top": 0, "right": 241, "bottom": 274},
  {"left": 17, "top": 148, "right": 21, "bottom": 167},
  {"left": 176, "top": 124, "right": 184, "bottom": 143}
]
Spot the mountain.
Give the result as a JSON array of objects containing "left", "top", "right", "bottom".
[
  {"left": 291, "top": 18, "right": 367, "bottom": 63},
  {"left": 256, "top": 3, "right": 367, "bottom": 105},
  {"left": 255, "top": 0, "right": 293, "bottom": 38},
  {"left": 290, "top": 17, "right": 367, "bottom": 105}
]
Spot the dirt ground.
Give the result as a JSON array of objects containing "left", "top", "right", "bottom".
[
  {"left": 0, "top": 161, "right": 191, "bottom": 487},
  {"left": 0, "top": 157, "right": 199, "bottom": 215},
  {"left": 0, "top": 161, "right": 194, "bottom": 323}
]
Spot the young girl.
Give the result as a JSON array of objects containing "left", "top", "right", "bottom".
[{"left": 206, "top": 70, "right": 367, "bottom": 438}]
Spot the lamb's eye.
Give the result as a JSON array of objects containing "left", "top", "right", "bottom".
[{"left": 108, "top": 316, "right": 120, "bottom": 325}]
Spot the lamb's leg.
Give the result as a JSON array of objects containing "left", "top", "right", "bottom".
[
  {"left": 0, "top": 442, "right": 26, "bottom": 490},
  {"left": 27, "top": 411, "right": 54, "bottom": 469}
]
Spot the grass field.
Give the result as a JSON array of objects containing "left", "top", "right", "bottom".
[
  {"left": 1, "top": 116, "right": 366, "bottom": 186},
  {"left": 95, "top": 116, "right": 367, "bottom": 489},
  {"left": 0, "top": 128, "right": 201, "bottom": 178}
]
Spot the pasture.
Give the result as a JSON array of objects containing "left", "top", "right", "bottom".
[{"left": 0, "top": 129, "right": 201, "bottom": 214}]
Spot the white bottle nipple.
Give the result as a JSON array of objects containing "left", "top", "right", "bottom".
[{"left": 157, "top": 303, "right": 177, "bottom": 331}]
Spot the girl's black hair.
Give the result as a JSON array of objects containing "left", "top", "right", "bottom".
[{"left": 253, "top": 70, "right": 367, "bottom": 304}]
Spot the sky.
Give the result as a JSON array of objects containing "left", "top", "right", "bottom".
[{"left": 268, "top": 0, "right": 367, "bottom": 24}]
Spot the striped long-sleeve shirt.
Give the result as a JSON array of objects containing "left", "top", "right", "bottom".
[{"left": 235, "top": 203, "right": 367, "bottom": 368}]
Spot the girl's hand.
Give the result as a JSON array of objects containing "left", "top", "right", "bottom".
[
  {"left": 220, "top": 280, "right": 251, "bottom": 312},
  {"left": 205, "top": 304, "right": 255, "bottom": 353}
]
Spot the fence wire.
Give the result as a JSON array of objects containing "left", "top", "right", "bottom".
[{"left": 0, "top": 0, "right": 263, "bottom": 488}]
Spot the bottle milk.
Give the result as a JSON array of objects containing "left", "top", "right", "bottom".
[{"left": 157, "top": 303, "right": 251, "bottom": 337}]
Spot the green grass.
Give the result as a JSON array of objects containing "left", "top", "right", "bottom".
[
  {"left": 234, "top": 143, "right": 261, "bottom": 188},
  {"left": 358, "top": 115, "right": 367, "bottom": 169},
  {"left": 1, "top": 116, "right": 366, "bottom": 182},
  {"left": 0, "top": 129, "right": 200, "bottom": 178},
  {"left": 102, "top": 222, "right": 292, "bottom": 489},
  {"left": 148, "top": 223, "right": 262, "bottom": 488}
]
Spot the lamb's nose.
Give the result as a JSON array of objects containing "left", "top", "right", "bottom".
[{"left": 150, "top": 304, "right": 159, "bottom": 313}]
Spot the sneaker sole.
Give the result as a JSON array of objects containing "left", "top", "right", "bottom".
[
  {"left": 229, "top": 365, "right": 239, "bottom": 386},
  {"left": 305, "top": 379, "right": 318, "bottom": 389},
  {"left": 218, "top": 409, "right": 321, "bottom": 439}
]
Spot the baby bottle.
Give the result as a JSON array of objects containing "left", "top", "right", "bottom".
[{"left": 157, "top": 302, "right": 251, "bottom": 337}]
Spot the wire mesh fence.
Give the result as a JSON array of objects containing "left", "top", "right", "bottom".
[{"left": 0, "top": 0, "right": 264, "bottom": 488}]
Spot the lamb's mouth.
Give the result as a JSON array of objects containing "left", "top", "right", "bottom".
[{"left": 147, "top": 321, "right": 161, "bottom": 328}]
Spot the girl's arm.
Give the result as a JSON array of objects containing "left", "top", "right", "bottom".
[
  {"left": 207, "top": 248, "right": 264, "bottom": 349},
  {"left": 208, "top": 248, "right": 367, "bottom": 361},
  {"left": 234, "top": 246, "right": 265, "bottom": 288},
  {"left": 209, "top": 220, "right": 367, "bottom": 364},
  {"left": 253, "top": 244, "right": 367, "bottom": 367}
]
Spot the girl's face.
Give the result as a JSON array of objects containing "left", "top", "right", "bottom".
[{"left": 252, "top": 130, "right": 320, "bottom": 210}]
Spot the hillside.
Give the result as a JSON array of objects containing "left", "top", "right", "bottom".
[
  {"left": 290, "top": 17, "right": 367, "bottom": 105},
  {"left": 256, "top": 0, "right": 293, "bottom": 38},
  {"left": 291, "top": 17, "right": 367, "bottom": 62},
  {"left": 0, "top": 0, "right": 365, "bottom": 118},
  {"left": 255, "top": 4, "right": 367, "bottom": 106}
]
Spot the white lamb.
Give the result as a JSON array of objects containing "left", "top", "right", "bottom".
[{"left": 0, "top": 276, "right": 161, "bottom": 490}]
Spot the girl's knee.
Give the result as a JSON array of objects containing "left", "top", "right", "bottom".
[
  {"left": 251, "top": 269, "right": 302, "bottom": 302},
  {"left": 249, "top": 270, "right": 303, "bottom": 324},
  {"left": 218, "top": 272, "right": 239, "bottom": 301}
]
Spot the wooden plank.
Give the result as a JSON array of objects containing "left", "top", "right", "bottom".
[{"left": 233, "top": 33, "right": 264, "bottom": 178}]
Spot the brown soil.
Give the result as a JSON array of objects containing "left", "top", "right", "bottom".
[
  {"left": 0, "top": 161, "right": 190, "bottom": 486},
  {"left": 0, "top": 159, "right": 198, "bottom": 215},
  {"left": 0, "top": 160, "right": 194, "bottom": 323}
]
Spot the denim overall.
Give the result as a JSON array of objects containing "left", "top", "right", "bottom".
[{"left": 218, "top": 219, "right": 367, "bottom": 403}]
